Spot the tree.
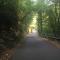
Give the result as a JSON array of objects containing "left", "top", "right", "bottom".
[{"left": 35, "top": 0, "right": 60, "bottom": 38}]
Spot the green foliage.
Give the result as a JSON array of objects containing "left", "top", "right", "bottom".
[
  {"left": 0, "top": 0, "right": 60, "bottom": 53},
  {"left": 36, "top": 0, "right": 60, "bottom": 38},
  {"left": 17, "top": 0, "right": 33, "bottom": 34},
  {"left": 0, "top": 0, "right": 18, "bottom": 52}
]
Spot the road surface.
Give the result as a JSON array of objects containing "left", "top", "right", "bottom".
[{"left": 12, "top": 33, "right": 60, "bottom": 60}]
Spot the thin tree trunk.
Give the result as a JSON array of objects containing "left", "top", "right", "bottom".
[
  {"left": 40, "top": 13, "right": 42, "bottom": 33},
  {"left": 54, "top": 3, "right": 57, "bottom": 37}
]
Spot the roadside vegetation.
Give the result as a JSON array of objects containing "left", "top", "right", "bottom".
[{"left": 0, "top": 0, "right": 60, "bottom": 59}]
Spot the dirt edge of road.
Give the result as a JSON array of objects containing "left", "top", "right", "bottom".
[{"left": 42, "top": 38, "right": 60, "bottom": 48}]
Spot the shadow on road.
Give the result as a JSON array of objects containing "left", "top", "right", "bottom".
[{"left": 12, "top": 32, "right": 60, "bottom": 60}]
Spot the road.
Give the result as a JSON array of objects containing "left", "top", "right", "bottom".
[{"left": 12, "top": 33, "right": 60, "bottom": 60}]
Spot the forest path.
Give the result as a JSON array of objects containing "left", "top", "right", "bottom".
[{"left": 12, "top": 32, "right": 60, "bottom": 60}]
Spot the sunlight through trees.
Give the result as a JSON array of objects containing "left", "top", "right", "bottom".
[{"left": 0, "top": 0, "right": 60, "bottom": 55}]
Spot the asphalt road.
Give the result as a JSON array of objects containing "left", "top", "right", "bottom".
[{"left": 12, "top": 33, "right": 60, "bottom": 60}]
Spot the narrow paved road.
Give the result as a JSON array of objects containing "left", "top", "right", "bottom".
[{"left": 12, "top": 33, "right": 60, "bottom": 60}]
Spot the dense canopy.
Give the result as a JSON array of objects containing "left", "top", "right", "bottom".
[{"left": 0, "top": 0, "right": 60, "bottom": 53}]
